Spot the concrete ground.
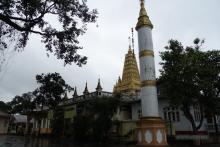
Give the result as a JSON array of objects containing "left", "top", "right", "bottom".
[{"left": 0, "top": 135, "right": 220, "bottom": 147}]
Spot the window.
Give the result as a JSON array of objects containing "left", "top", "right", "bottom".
[
  {"left": 163, "top": 106, "right": 180, "bottom": 122},
  {"left": 193, "top": 104, "right": 201, "bottom": 122}
]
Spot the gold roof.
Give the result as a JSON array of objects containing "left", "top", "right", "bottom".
[
  {"left": 113, "top": 46, "right": 141, "bottom": 94},
  {"left": 136, "top": 0, "right": 153, "bottom": 30}
]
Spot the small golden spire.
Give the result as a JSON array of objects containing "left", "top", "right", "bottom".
[
  {"left": 128, "top": 37, "right": 132, "bottom": 53},
  {"left": 136, "top": 0, "right": 153, "bottom": 30},
  {"left": 131, "top": 28, "right": 135, "bottom": 50}
]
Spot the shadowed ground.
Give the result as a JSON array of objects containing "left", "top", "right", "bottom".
[{"left": 0, "top": 135, "right": 220, "bottom": 147}]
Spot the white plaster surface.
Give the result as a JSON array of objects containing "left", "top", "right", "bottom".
[
  {"left": 141, "top": 86, "right": 159, "bottom": 117},
  {"left": 137, "top": 26, "right": 159, "bottom": 117},
  {"left": 159, "top": 99, "right": 208, "bottom": 133},
  {"left": 138, "top": 28, "right": 153, "bottom": 51},
  {"left": 139, "top": 56, "right": 156, "bottom": 81}
]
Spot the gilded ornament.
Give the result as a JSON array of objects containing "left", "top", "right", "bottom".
[
  {"left": 141, "top": 80, "right": 156, "bottom": 87},
  {"left": 139, "top": 50, "right": 154, "bottom": 58}
]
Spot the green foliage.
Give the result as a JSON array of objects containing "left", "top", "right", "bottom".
[
  {"left": 8, "top": 92, "right": 35, "bottom": 114},
  {"left": 33, "top": 72, "right": 73, "bottom": 109},
  {"left": 0, "top": 0, "right": 98, "bottom": 65},
  {"left": 72, "top": 96, "right": 120, "bottom": 142},
  {"left": 88, "top": 97, "right": 119, "bottom": 141},
  {"left": 0, "top": 101, "right": 11, "bottom": 113},
  {"left": 159, "top": 38, "right": 220, "bottom": 132},
  {"left": 72, "top": 114, "right": 93, "bottom": 141}
]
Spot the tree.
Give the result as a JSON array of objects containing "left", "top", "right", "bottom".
[
  {"left": 8, "top": 92, "right": 35, "bottom": 114},
  {"left": 34, "top": 72, "right": 72, "bottom": 109},
  {"left": 72, "top": 114, "right": 93, "bottom": 141},
  {"left": 0, "top": 101, "right": 11, "bottom": 113},
  {"left": 72, "top": 96, "right": 120, "bottom": 142},
  {"left": 0, "top": 0, "right": 98, "bottom": 66},
  {"left": 198, "top": 50, "right": 220, "bottom": 133},
  {"left": 51, "top": 107, "right": 65, "bottom": 137},
  {"left": 88, "top": 97, "right": 119, "bottom": 142},
  {"left": 159, "top": 38, "right": 220, "bottom": 132}
]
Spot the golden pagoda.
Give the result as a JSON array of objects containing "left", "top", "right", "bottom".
[{"left": 113, "top": 45, "right": 141, "bottom": 95}]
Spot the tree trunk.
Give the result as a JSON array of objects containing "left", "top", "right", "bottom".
[
  {"left": 182, "top": 103, "right": 204, "bottom": 133},
  {"left": 182, "top": 104, "right": 197, "bottom": 132},
  {"left": 37, "top": 103, "right": 44, "bottom": 136},
  {"left": 196, "top": 104, "right": 204, "bottom": 131},
  {"left": 213, "top": 115, "right": 219, "bottom": 134}
]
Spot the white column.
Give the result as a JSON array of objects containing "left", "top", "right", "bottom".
[{"left": 138, "top": 27, "right": 159, "bottom": 117}]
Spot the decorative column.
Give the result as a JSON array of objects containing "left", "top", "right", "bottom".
[{"left": 136, "top": 0, "right": 167, "bottom": 146}]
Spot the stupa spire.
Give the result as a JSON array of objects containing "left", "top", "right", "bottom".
[
  {"left": 83, "top": 82, "right": 89, "bottom": 95},
  {"left": 136, "top": 0, "right": 153, "bottom": 30},
  {"left": 96, "top": 78, "right": 103, "bottom": 91},
  {"left": 73, "top": 86, "right": 78, "bottom": 97},
  {"left": 113, "top": 37, "right": 141, "bottom": 94}
]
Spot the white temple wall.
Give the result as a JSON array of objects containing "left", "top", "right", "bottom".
[
  {"left": 131, "top": 99, "right": 208, "bottom": 132},
  {"left": 159, "top": 100, "right": 192, "bottom": 131}
]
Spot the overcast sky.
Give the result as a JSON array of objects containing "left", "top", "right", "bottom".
[{"left": 1, "top": 0, "right": 220, "bottom": 102}]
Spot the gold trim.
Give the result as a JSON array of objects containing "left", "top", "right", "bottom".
[
  {"left": 139, "top": 50, "right": 154, "bottom": 58},
  {"left": 141, "top": 80, "right": 156, "bottom": 87}
]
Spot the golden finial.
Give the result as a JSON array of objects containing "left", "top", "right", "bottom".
[
  {"left": 128, "top": 37, "right": 132, "bottom": 52},
  {"left": 131, "top": 28, "right": 135, "bottom": 51},
  {"left": 136, "top": 0, "right": 153, "bottom": 30},
  {"left": 140, "top": 0, "right": 145, "bottom": 6}
]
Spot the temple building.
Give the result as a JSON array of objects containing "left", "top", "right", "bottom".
[{"left": 27, "top": 1, "right": 219, "bottom": 143}]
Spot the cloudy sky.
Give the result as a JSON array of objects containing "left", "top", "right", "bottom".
[{"left": 1, "top": 0, "right": 220, "bottom": 102}]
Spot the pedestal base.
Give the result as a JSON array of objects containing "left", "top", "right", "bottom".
[{"left": 137, "top": 117, "right": 168, "bottom": 146}]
